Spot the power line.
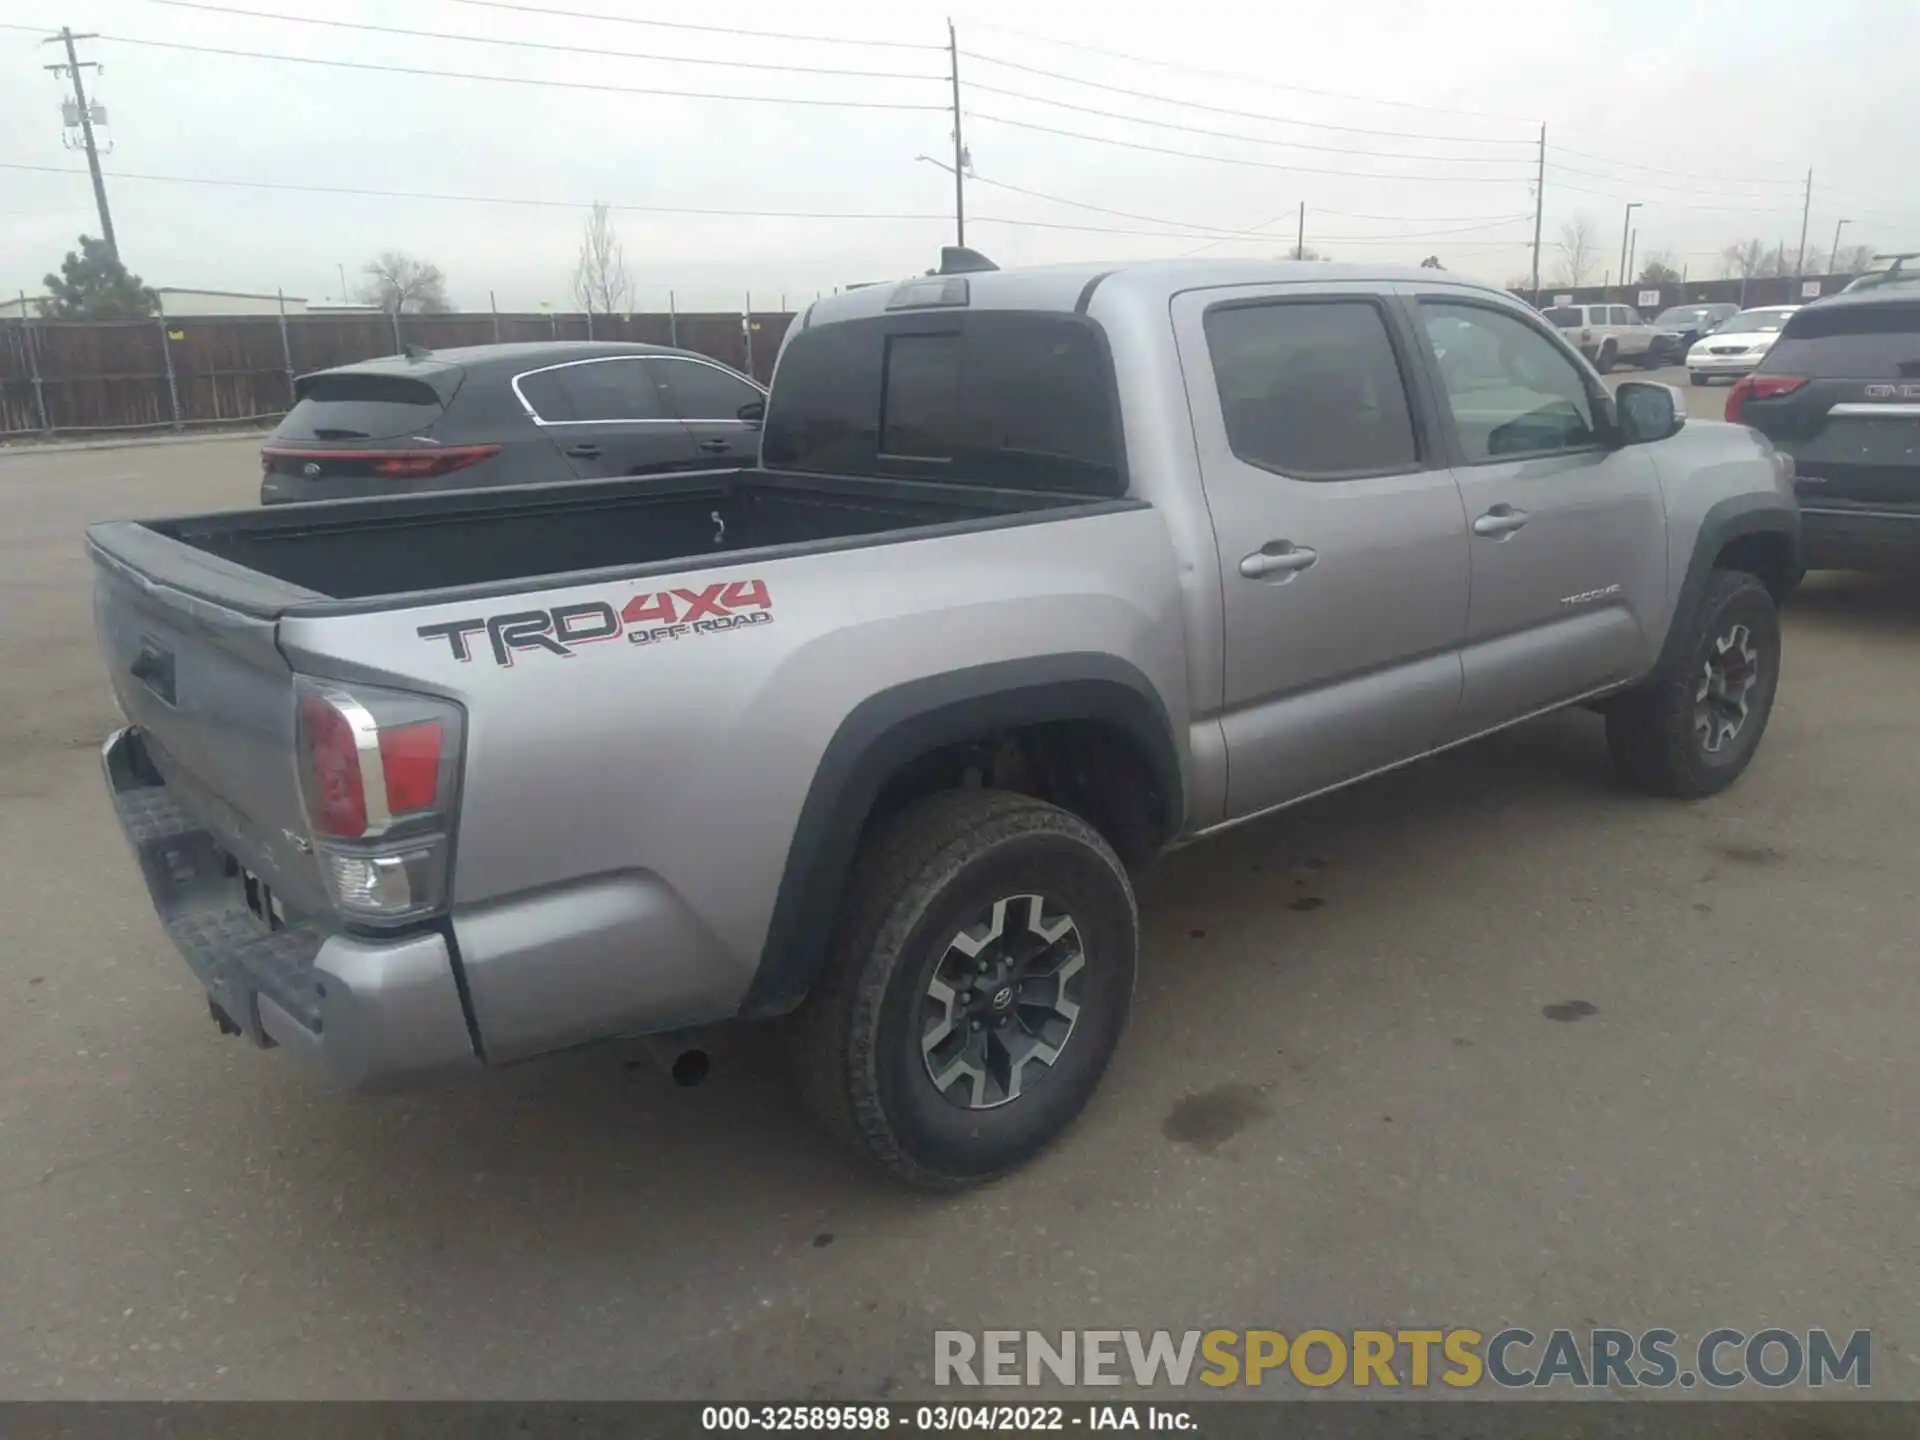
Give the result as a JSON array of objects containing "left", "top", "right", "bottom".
[
  {"left": 1549, "top": 180, "right": 1804, "bottom": 216},
  {"left": 961, "top": 19, "right": 1538, "bottom": 125},
  {"left": 967, "top": 172, "right": 1530, "bottom": 240},
  {"left": 0, "top": 162, "right": 954, "bottom": 221},
  {"left": 54, "top": 31, "right": 949, "bottom": 109},
  {"left": 965, "top": 78, "right": 1530, "bottom": 165},
  {"left": 435, "top": 0, "right": 944, "bottom": 50},
  {"left": 966, "top": 112, "right": 1533, "bottom": 183},
  {"left": 140, "top": 0, "right": 945, "bottom": 81},
  {"left": 4, "top": 161, "right": 1536, "bottom": 248},
  {"left": 1547, "top": 141, "right": 1798, "bottom": 189},
  {"left": 960, "top": 47, "right": 1536, "bottom": 145}
]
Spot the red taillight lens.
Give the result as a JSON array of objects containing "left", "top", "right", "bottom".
[
  {"left": 1725, "top": 375, "right": 1805, "bottom": 424},
  {"left": 377, "top": 721, "right": 443, "bottom": 814},
  {"left": 369, "top": 446, "right": 500, "bottom": 478},
  {"left": 300, "top": 693, "right": 368, "bottom": 838},
  {"left": 263, "top": 445, "right": 500, "bottom": 479}
]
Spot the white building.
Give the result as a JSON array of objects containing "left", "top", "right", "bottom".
[{"left": 154, "top": 288, "right": 309, "bottom": 317}]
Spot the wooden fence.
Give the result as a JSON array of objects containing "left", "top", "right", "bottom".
[{"left": 0, "top": 308, "right": 795, "bottom": 436}]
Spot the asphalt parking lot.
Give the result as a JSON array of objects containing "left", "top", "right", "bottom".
[{"left": 2, "top": 405, "right": 1916, "bottom": 1401}]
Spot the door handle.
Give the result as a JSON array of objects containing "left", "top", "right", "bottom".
[
  {"left": 1472, "top": 505, "right": 1530, "bottom": 538},
  {"left": 1239, "top": 542, "right": 1319, "bottom": 579},
  {"left": 697, "top": 437, "right": 730, "bottom": 453},
  {"left": 563, "top": 442, "right": 602, "bottom": 459}
]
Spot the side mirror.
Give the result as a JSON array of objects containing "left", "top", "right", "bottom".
[
  {"left": 737, "top": 399, "right": 766, "bottom": 427},
  {"left": 1613, "top": 381, "right": 1686, "bottom": 445}
]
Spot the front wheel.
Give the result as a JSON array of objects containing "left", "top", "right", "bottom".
[
  {"left": 1595, "top": 341, "right": 1618, "bottom": 374},
  {"left": 1606, "top": 569, "right": 1781, "bottom": 798},
  {"left": 794, "top": 789, "right": 1138, "bottom": 1189}
]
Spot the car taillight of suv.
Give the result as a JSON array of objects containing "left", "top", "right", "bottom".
[{"left": 1726, "top": 375, "right": 1807, "bottom": 424}]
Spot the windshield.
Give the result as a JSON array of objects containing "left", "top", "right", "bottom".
[
  {"left": 1655, "top": 307, "right": 1714, "bottom": 326},
  {"left": 1542, "top": 307, "right": 1583, "bottom": 328},
  {"left": 1726, "top": 310, "right": 1794, "bottom": 334}
]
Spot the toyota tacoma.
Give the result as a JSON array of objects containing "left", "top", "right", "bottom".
[{"left": 91, "top": 252, "right": 1800, "bottom": 1188}]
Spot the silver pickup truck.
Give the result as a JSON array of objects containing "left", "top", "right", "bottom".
[{"left": 91, "top": 253, "right": 1800, "bottom": 1188}]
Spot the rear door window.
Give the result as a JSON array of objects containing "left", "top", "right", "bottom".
[
  {"left": 763, "top": 312, "right": 1122, "bottom": 493},
  {"left": 655, "top": 358, "right": 764, "bottom": 420},
  {"left": 1763, "top": 302, "right": 1920, "bottom": 378},
  {"left": 1543, "top": 308, "right": 1583, "bottom": 328},
  {"left": 276, "top": 372, "right": 447, "bottom": 441},
  {"left": 517, "top": 359, "right": 668, "bottom": 422},
  {"left": 1203, "top": 299, "right": 1420, "bottom": 478}
]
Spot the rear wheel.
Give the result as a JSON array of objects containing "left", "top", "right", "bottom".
[
  {"left": 1638, "top": 347, "right": 1664, "bottom": 369},
  {"left": 1595, "top": 341, "right": 1618, "bottom": 374},
  {"left": 794, "top": 789, "right": 1138, "bottom": 1189},
  {"left": 1606, "top": 569, "right": 1781, "bottom": 798}
]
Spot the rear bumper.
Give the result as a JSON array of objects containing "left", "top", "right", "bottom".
[
  {"left": 102, "top": 726, "right": 479, "bottom": 1089},
  {"left": 1687, "top": 353, "right": 1763, "bottom": 375},
  {"left": 1799, "top": 505, "right": 1920, "bottom": 572}
]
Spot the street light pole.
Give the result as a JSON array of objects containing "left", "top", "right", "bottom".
[
  {"left": 1829, "top": 218, "right": 1850, "bottom": 277},
  {"left": 1617, "top": 202, "right": 1641, "bottom": 300}
]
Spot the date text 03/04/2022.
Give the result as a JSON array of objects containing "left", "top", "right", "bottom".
[{"left": 701, "top": 1404, "right": 1192, "bottom": 1431}]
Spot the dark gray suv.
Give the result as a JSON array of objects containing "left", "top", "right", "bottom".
[{"left": 260, "top": 341, "right": 766, "bottom": 504}]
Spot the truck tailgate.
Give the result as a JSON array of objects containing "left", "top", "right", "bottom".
[{"left": 91, "top": 536, "right": 327, "bottom": 918}]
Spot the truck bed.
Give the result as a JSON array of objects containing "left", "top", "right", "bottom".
[{"left": 91, "top": 468, "right": 1091, "bottom": 611}]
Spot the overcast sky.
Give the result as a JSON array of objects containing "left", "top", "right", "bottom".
[{"left": 2, "top": 0, "right": 1915, "bottom": 314}]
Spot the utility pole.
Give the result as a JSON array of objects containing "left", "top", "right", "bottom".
[
  {"left": 1830, "top": 218, "right": 1850, "bottom": 277},
  {"left": 1616, "top": 202, "right": 1641, "bottom": 303},
  {"left": 1529, "top": 123, "right": 1545, "bottom": 304},
  {"left": 43, "top": 28, "right": 117, "bottom": 260},
  {"left": 1794, "top": 168, "right": 1813, "bottom": 281},
  {"left": 337, "top": 262, "right": 349, "bottom": 301},
  {"left": 1626, "top": 228, "right": 1637, "bottom": 292},
  {"left": 1296, "top": 201, "right": 1305, "bottom": 258},
  {"left": 947, "top": 20, "right": 965, "bottom": 248}
]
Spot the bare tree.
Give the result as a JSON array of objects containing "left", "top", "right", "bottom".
[
  {"left": 1720, "top": 239, "right": 1768, "bottom": 280},
  {"left": 1555, "top": 214, "right": 1600, "bottom": 285},
  {"left": 1280, "top": 243, "right": 1327, "bottom": 261},
  {"left": 1419, "top": 255, "right": 1445, "bottom": 269},
  {"left": 571, "top": 202, "right": 634, "bottom": 317},
  {"left": 1832, "top": 243, "right": 1876, "bottom": 275},
  {"left": 360, "top": 251, "right": 453, "bottom": 313}
]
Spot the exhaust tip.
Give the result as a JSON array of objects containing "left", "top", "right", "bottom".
[{"left": 670, "top": 1048, "right": 710, "bottom": 1087}]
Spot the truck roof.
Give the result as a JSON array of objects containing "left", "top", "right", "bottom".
[{"left": 803, "top": 258, "right": 1514, "bottom": 328}]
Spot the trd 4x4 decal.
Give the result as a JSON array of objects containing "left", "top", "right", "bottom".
[{"left": 418, "top": 578, "right": 773, "bottom": 666}]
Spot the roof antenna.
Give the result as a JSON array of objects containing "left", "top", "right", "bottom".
[
  {"left": 938, "top": 245, "right": 998, "bottom": 275},
  {"left": 402, "top": 342, "right": 432, "bottom": 360}
]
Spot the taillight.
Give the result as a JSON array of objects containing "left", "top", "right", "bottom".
[
  {"left": 294, "top": 679, "right": 463, "bottom": 923},
  {"left": 1726, "top": 375, "right": 1806, "bottom": 424},
  {"left": 299, "top": 692, "right": 369, "bottom": 837},
  {"left": 263, "top": 444, "right": 500, "bottom": 479},
  {"left": 377, "top": 722, "right": 444, "bottom": 813}
]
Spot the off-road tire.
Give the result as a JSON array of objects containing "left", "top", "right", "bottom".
[
  {"left": 793, "top": 789, "right": 1137, "bottom": 1190},
  {"left": 1595, "top": 341, "right": 1618, "bottom": 374},
  {"left": 1606, "top": 569, "right": 1781, "bottom": 798}
]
